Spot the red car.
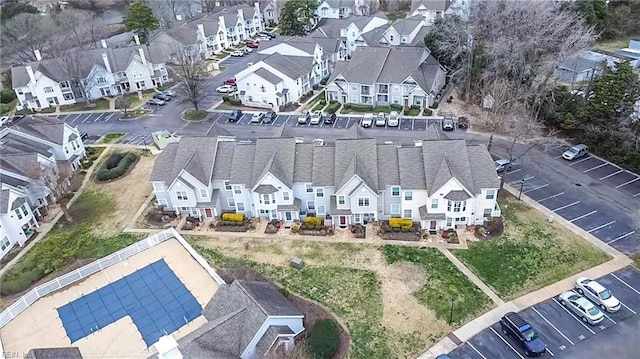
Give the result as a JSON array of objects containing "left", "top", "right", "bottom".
[
  {"left": 224, "top": 77, "right": 236, "bottom": 86},
  {"left": 246, "top": 41, "right": 259, "bottom": 48}
]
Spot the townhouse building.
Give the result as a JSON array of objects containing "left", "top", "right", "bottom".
[
  {"left": 379, "top": 15, "right": 432, "bottom": 47},
  {"left": 261, "top": 0, "right": 283, "bottom": 25},
  {"left": 233, "top": 37, "right": 339, "bottom": 110},
  {"left": 409, "top": 0, "right": 468, "bottom": 23},
  {"left": 325, "top": 46, "right": 447, "bottom": 108},
  {"left": 316, "top": 0, "right": 371, "bottom": 19},
  {"left": 0, "top": 116, "right": 86, "bottom": 259},
  {"left": 150, "top": 3, "right": 264, "bottom": 61},
  {"left": 11, "top": 42, "right": 170, "bottom": 111},
  {"left": 150, "top": 137, "right": 501, "bottom": 231},
  {"left": 309, "top": 15, "right": 389, "bottom": 57}
]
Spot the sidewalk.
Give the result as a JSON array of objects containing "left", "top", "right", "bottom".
[
  {"left": 0, "top": 145, "right": 112, "bottom": 276},
  {"left": 419, "top": 184, "right": 633, "bottom": 359}
]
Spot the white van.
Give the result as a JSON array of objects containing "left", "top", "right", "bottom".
[{"left": 562, "top": 144, "right": 588, "bottom": 161}]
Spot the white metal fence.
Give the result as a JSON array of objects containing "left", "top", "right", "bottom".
[{"left": 0, "top": 229, "right": 181, "bottom": 328}]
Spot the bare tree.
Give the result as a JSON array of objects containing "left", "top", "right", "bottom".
[
  {"left": 169, "top": 46, "right": 208, "bottom": 111},
  {"left": 50, "top": 9, "right": 105, "bottom": 54},
  {"left": 1, "top": 13, "right": 57, "bottom": 62},
  {"left": 115, "top": 96, "right": 132, "bottom": 117},
  {"left": 152, "top": 0, "right": 187, "bottom": 28}
]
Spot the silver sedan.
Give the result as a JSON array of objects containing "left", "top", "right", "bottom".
[{"left": 558, "top": 291, "right": 604, "bottom": 325}]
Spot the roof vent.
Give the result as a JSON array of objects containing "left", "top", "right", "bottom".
[{"left": 155, "top": 335, "right": 182, "bottom": 359}]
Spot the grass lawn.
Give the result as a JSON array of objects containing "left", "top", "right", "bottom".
[
  {"left": 121, "top": 108, "right": 151, "bottom": 119},
  {"left": 98, "top": 132, "right": 126, "bottom": 144},
  {"left": 405, "top": 107, "right": 421, "bottom": 116},
  {"left": 157, "top": 82, "right": 175, "bottom": 91},
  {"left": 595, "top": 35, "right": 638, "bottom": 52},
  {"left": 452, "top": 192, "right": 611, "bottom": 299},
  {"left": 123, "top": 90, "right": 155, "bottom": 109},
  {"left": 60, "top": 98, "right": 110, "bottom": 112},
  {"left": 0, "top": 190, "right": 140, "bottom": 297},
  {"left": 381, "top": 246, "right": 492, "bottom": 324},
  {"left": 183, "top": 109, "right": 209, "bottom": 121},
  {"left": 632, "top": 253, "right": 640, "bottom": 268},
  {"left": 303, "top": 90, "right": 326, "bottom": 111},
  {"left": 192, "top": 244, "right": 394, "bottom": 359}
]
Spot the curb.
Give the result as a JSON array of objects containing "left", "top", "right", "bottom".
[{"left": 180, "top": 109, "right": 211, "bottom": 123}]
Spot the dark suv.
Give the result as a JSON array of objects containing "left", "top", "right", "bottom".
[
  {"left": 227, "top": 110, "right": 243, "bottom": 123},
  {"left": 500, "top": 312, "right": 546, "bottom": 357}
]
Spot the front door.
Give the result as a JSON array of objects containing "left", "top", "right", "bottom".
[
  {"left": 205, "top": 208, "right": 213, "bottom": 218},
  {"left": 285, "top": 211, "right": 292, "bottom": 221},
  {"left": 339, "top": 216, "right": 346, "bottom": 226},
  {"left": 430, "top": 221, "right": 437, "bottom": 230}
]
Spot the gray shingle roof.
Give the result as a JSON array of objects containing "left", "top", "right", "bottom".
[
  {"left": 557, "top": 57, "right": 600, "bottom": 72},
  {"left": 391, "top": 16, "right": 424, "bottom": 35},
  {"left": 398, "top": 147, "right": 427, "bottom": 189},
  {"left": 150, "top": 136, "right": 219, "bottom": 185},
  {"left": 0, "top": 132, "right": 54, "bottom": 157},
  {"left": 26, "top": 348, "right": 83, "bottom": 359},
  {"left": 293, "top": 144, "right": 314, "bottom": 182},
  {"left": 411, "top": 0, "right": 453, "bottom": 13},
  {"left": 7, "top": 115, "right": 68, "bottom": 145},
  {"left": 334, "top": 139, "right": 378, "bottom": 192},
  {"left": 377, "top": 144, "right": 400, "bottom": 188},
  {"left": 229, "top": 143, "right": 256, "bottom": 185},
  {"left": 10, "top": 196, "right": 26, "bottom": 211},
  {"left": 312, "top": 146, "right": 335, "bottom": 186},
  {"left": 444, "top": 190, "right": 471, "bottom": 201},
  {"left": 0, "top": 190, "right": 10, "bottom": 214},
  {"left": 0, "top": 153, "right": 41, "bottom": 179},
  {"left": 467, "top": 144, "right": 501, "bottom": 191},
  {"left": 359, "top": 24, "right": 389, "bottom": 44},
  {"left": 261, "top": 53, "right": 313, "bottom": 80},
  {"left": 255, "top": 184, "right": 278, "bottom": 194},
  {"left": 254, "top": 68, "right": 284, "bottom": 85},
  {"left": 252, "top": 138, "right": 296, "bottom": 188},
  {"left": 211, "top": 142, "right": 235, "bottom": 181}
]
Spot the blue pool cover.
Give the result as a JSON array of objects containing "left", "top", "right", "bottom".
[{"left": 57, "top": 259, "right": 202, "bottom": 347}]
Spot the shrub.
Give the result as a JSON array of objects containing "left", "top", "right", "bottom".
[
  {"left": 222, "top": 213, "right": 244, "bottom": 222},
  {"left": 431, "top": 101, "right": 439, "bottom": 109},
  {"left": 106, "top": 153, "right": 124, "bottom": 169},
  {"left": 314, "top": 224, "right": 322, "bottom": 230},
  {"left": 324, "top": 101, "right": 340, "bottom": 114},
  {"left": 305, "top": 216, "right": 323, "bottom": 226},
  {"left": 372, "top": 105, "right": 391, "bottom": 113},
  {"left": 307, "top": 319, "right": 340, "bottom": 359},
  {"left": 96, "top": 152, "right": 137, "bottom": 181},
  {"left": 291, "top": 224, "right": 299, "bottom": 233},
  {"left": 312, "top": 102, "right": 325, "bottom": 112},
  {"left": 0, "top": 103, "right": 9, "bottom": 115},
  {"left": 0, "top": 266, "right": 45, "bottom": 295},
  {"left": 390, "top": 104, "right": 403, "bottom": 112},
  {"left": 389, "top": 218, "right": 413, "bottom": 228},
  {"left": 222, "top": 96, "right": 242, "bottom": 105},
  {"left": 347, "top": 103, "right": 373, "bottom": 112},
  {"left": 343, "top": 103, "right": 351, "bottom": 110},
  {"left": 423, "top": 108, "right": 433, "bottom": 116},
  {"left": 0, "top": 90, "right": 16, "bottom": 104},
  {"left": 300, "top": 224, "right": 307, "bottom": 230}
]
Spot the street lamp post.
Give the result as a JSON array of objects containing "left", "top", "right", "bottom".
[
  {"left": 518, "top": 179, "right": 525, "bottom": 200},
  {"left": 449, "top": 298, "right": 456, "bottom": 324}
]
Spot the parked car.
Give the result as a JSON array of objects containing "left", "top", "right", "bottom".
[
  {"left": 246, "top": 41, "right": 259, "bottom": 48},
  {"left": 80, "top": 132, "right": 89, "bottom": 140},
  {"left": 324, "top": 113, "right": 337, "bottom": 124},
  {"left": 263, "top": 111, "right": 277, "bottom": 124},
  {"left": 243, "top": 47, "right": 252, "bottom": 54},
  {"left": 361, "top": 113, "right": 373, "bottom": 127},
  {"left": 442, "top": 116, "right": 455, "bottom": 131},
  {"left": 495, "top": 159, "right": 512, "bottom": 173},
  {"left": 251, "top": 112, "right": 265, "bottom": 123},
  {"left": 227, "top": 110, "right": 243, "bottom": 123},
  {"left": 297, "top": 112, "right": 310, "bottom": 124},
  {"left": 224, "top": 77, "right": 236, "bottom": 86},
  {"left": 216, "top": 85, "right": 236, "bottom": 93},
  {"left": 575, "top": 277, "right": 621, "bottom": 312},
  {"left": 230, "top": 50, "right": 244, "bottom": 57},
  {"left": 259, "top": 31, "right": 276, "bottom": 38},
  {"left": 162, "top": 89, "right": 176, "bottom": 98},
  {"left": 259, "top": 35, "right": 270, "bottom": 41},
  {"left": 310, "top": 111, "right": 322, "bottom": 125},
  {"left": 500, "top": 311, "right": 547, "bottom": 357},
  {"left": 0, "top": 116, "right": 10, "bottom": 127},
  {"left": 457, "top": 116, "right": 469, "bottom": 129},
  {"left": 375, "top": 112, "right": 386, "bottom": 126},
  {"left": 146, "top": 98, "right": 165, "bottom": 106},
  {"left": 388, "top": 111, "right": 399, "bottom": 127},
  {"left": 558, "top": 291, "right": 604, "bottom": 325},
  {"left": 153, "top": 93, "right": 171, "bottom": 101},
  {"left": 562, "top": 143, "right": 588, "bottom": 161}
]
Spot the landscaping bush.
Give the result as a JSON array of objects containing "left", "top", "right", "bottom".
[
  {"left": 346, "top": 103, "right": 373, "bottom": 112},
  {"left": 222, "top": 213, "right": 244, "bottom": 222},
  {"left": 372, "top": 105, "right": 391, "bottom": 113},
  {"left": 312, "top": 102, "right": 325, "bottom": 112},
  {"left": 305, "top": 216, "right": 323, "bottom": 226},
  {"left": 430, "top": 101, "right": 439, "bottom": 109},
  {"left": 307, "top": 319, "right": 340, "bottom": 359},
  {"left": 96, "top": 152, "right": 137, "bottom": 181},
  {"left": 390, "top": 104, "right": 403, "bottom": 112},
  {"left": 106, "top": 153, "right": 124, "bottom": 169},
  {"left": 222, "top": 96, "right": 242, "bottom": 105},
  {"left": 389, "top": 218, "right": 413, "bottom": 228},
  {"left": 0, "top": 103, "right": 9, "bottom": 115},
  {"left": 0, "top": 90, "right": 16, "bottom": 104},
  {"left": 423, "top": 108, "right": 433, "bottom": 116},
  {"left": 324, "top": 101, "right": 341, "bottom": 114},
  {"left": 0, "top": 266, "right": 45, "bottom": 296}
]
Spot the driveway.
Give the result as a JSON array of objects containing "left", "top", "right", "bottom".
[{"left": 446, "top": 267, "right": 640, "bottom": 358}]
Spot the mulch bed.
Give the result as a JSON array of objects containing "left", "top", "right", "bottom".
[
  {"left": 218, "top": 267, "right": 350, "bottom": 359},
  {"left": 297, "top": 229, "right": 331, "bottom": 236},
  {"left": 215, "top": 220, "right": 252, "bottom": 232}
]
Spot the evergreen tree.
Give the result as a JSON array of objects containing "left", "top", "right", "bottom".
[
  {"left": 587, "top": 61, "right": 639, "bottom": 120},
  {"left": 278, "top": 0, "right": 317, "bottom": 36},
  {"left": 125, "top": 1, "right": 159, "bottom": 45}
]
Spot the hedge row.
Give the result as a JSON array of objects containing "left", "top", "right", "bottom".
[
  {"left": 218, "top": 220, "right": 245, "bottom": 226},
  {"left": 390, "top": 103, "right": 403, "bottom": 112},
  {"left": 222, "top": 213, "right": 244, "bottom": 221},
  {"left": 222, "top": 96, "right": 242, "bottom": 105},
  {"left": 96, "top": 152, "right": 137, "bottom": 181},
  {"left": 305, "top": 216, "right": 323, "bottom": 226},
  {"left": 324, "top": 101, "right": 340, "bottom": 114},
  {"left": 389, "top": 217, "right": 413, "bottom": 228}
]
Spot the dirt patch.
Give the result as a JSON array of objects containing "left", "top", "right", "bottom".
[{"left": 88, "top": 151, "right": 155, "bottom": 236}]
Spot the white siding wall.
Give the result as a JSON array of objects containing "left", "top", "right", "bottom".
[{"left": 241, "top": 316, "right": 305, "bottom": 359}]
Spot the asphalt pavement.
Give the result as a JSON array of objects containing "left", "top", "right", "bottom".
[{"left": 447, "top": 267, "right": 640, "bottom": 359}]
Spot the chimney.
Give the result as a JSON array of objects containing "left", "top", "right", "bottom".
[
  {"left": 101, "top": 39, "right": 108, "bottom": 48},
  {"left": 25, "top": 65, "right": 36, "bottom": 84},
  {"left": 219, "top": 15, "right": 226, "bottom": 32},
  {"left": 102, "top": 53, "right": 112, "bottom": 73},
  {"left": 176, "top": 14, "right": 182, "bottom": 21},
  {"left": 134, "top": 34, "right": 141, "bottom": 45},
  {"left": 197, "top": 23, "right": 205, "bottom": 37},
  {"left": 34, "top": 50, "right": 42, "bottom": 61},
  {"left": 237, "top": 9, "right": 243, "bottom": 23},
  {"left": 254, "top": 2, "right": 260, "bottom": 13},
  {"left": 215, "top": 1, "right": 220, "bottom": 6},
  {"left": 138, "top": 48, "right": 147, "bottom": 67},
  {"left": 155, "top": 335, "right": 182, "bottom": 359}
]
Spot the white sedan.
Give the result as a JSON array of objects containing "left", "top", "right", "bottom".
[
  {"left": 216, "top": 85, "right": 236, "bottom": 93},
  {"left": 230, "top": 50, "right": 244, "bottom": 57},
  {"left": 558, "top": 291, "right": 604, "bottom": 325},
  {"left": 575, "top": 277, "right": 621, "bottom": 312},
  {"left": 250, "top": 113, "right": 265, "bottom": 123}
]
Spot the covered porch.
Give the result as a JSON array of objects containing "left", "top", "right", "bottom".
[{"left": 277, "top": 198, "right": 302, "bottom": 224}]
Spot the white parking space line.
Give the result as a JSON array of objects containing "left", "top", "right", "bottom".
[
  {"left": 411, "top": 120, "right": 415, "bottom": 131},
  {"left": 467, "top": 343, "right": 488, "bottom": 359},
  {"left": 94, "top": 113, "right": 106, "bottom": 122},
  {"left": 104, "top": 113, "right": 116, "bottom": 122},
  {"left": 606, "top": 231, "right": 635, "bottom": 244},
  {"left": 569, "top": 290, "right": 617, "bottom": 325},
  {"left": 611, "top": 273, "right": 640, "bottom": 296},
  {"left": 569, "top": 210, "right": 597, "bottom": 222},
  {"left": 615, "top": 177, "right": 640, "bottom": 188},
  {"left": 599, "top": 170, "right": 623, "bottom": 180},
  {"left": 507, "top": 168, "right": 522, "bottom": 175},
  {"left": 489, "top": 327, "right": 525, "bottom": 359},
  {"left": 552, "top": 298, "right": 596, "bottom": 335},
  {"left": 568, "top": 156, "right": 596, "bottom": 166},
  {"left": 510, "top": 176, "right": 534, "bottom": 185},
  {"left": 538, "top": 192, "right": 564, "bottom": 202},
  {"left": 587, "top": 220, "right": 615, "bottom": 233},
  {"left": 69, "top": 114, "right": 81, "bottom": 124},
  {"left": 531, "top": 307, "right": 575, "bottom": 346},
  {"left": 634, "top": 192, "right": 640, "bottom": 198},
  {"left": 523, "top": 184, "right": 549, "bottom": 194},
  {"left": 552, "top": 201, "right": 580, "bottom": 212},
  {"left": 546, "top": 348, "right": 555, "bottom": 357},
  {"left": 583, "top": 163, "right": 608, "bottom": 173},
  {"left": 554, "top": 155, "right": 563, "bottom": 160},
  {"left": 620, "top": 301, "right": 637, "bottom": 315}
]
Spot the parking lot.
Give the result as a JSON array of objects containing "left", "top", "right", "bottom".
[
  {"left": 56, "top": 112, "right": 125, "bottom": 125},
  {"left": 447, "top": 267, "right": 640, "bottom": 358}
]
